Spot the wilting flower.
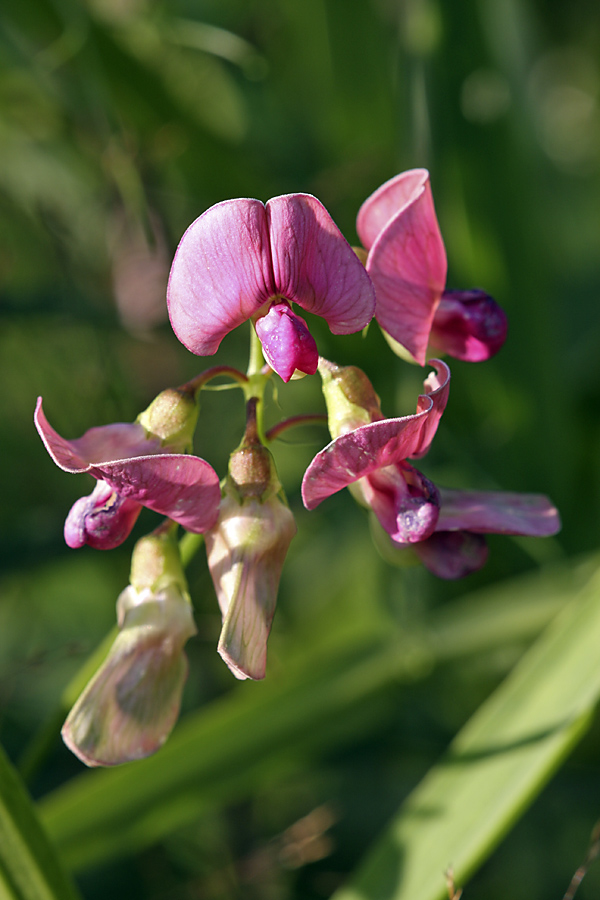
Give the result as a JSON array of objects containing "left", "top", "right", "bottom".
[
  {"left": 356, "top": 169, "right": 508, "bottom": 365},
  {"left": 205, "top": 399, "right": 296, "bottom": 680},
  {"left": 62, "top": 528, "right": 197, "bottom": 766},
  {"left": 302, "top": 359, "right": 560, "bottom": 578},
  {"left": 167, "top": 193, "right": 376, "bottom": 382},
  {"left": 35, "top": 387, "right": 221, "bottom": 549}
]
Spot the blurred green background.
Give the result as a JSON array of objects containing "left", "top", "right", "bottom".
[{"left": 1, "top": 0, "right": 600, "bottom": 897}]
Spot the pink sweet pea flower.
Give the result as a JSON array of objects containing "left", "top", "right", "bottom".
[
  {"left": 35, "top": 398, "right": 221, "bottom": 549},
  {"left": 356, "top": 170, "right": 507, "bottom": 365},
  {"left": 167, "top": 193, "right": 376, "bottom": 382},
  {"left": 302, "top": 359, "right": 560, "bottom": 578}
]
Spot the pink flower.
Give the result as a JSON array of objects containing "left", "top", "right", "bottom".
[
  {"left": 356, "top": 170, "right": 507, "bottom": 365},
  {"left": 302, "top": 359, "right": 560, "bottom": 578},
  {"left": 167, "top": 194, "right": 376, "bottom": 382},
  {"left": 35, "top": 397, "right": 221, "bottom": 549}
]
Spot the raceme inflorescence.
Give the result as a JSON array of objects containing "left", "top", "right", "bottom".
[{"left": 36, "top": 170, "right": 560, "bottom": 766}]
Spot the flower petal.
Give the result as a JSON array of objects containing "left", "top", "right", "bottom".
[
  {"left": 361, "top": 171, "right": 447, "bottom": 365},
  {"left": 64, "top": 481, "right": 142, "bottom": 549},
  {"left": 254, "top": 301, "right": 318, "bottom": 382},
  {"left": 356, "top": 169, "right": 431, "bottom": 251},
  {"left": 35, "top": 398, "right": 158, "bottom": 472},
  {"left": 437, "top": 488, "right": 561, "bottom": 536},
  {"left": 414, "top": 530, "right": 489, "bottom": 579},
  {"left": 302, "top": 360, "right": 450, "bottom": 510},
  {"left": 62, "top": 585, "right": 196, "bottom": 766},
  {"left": 429, "top": 290, "right": 508, "bottom": 362},
  {"left": 167, "top": 198, "right": 275, "bottom": 356},
  {"left": 95, "top": 455, "right": 222, "bottom": 534},
  {"left": 267, "top": 194, "right": 376, "bottom": 333},
  {"left": 356, "top": 462, "right": 440, "bottom": 543}
]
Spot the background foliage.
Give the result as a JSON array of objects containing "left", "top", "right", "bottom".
[{"left": 1, "top": 0, "right": 600, "bottom": 898}]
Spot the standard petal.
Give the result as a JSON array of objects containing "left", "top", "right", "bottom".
[
  {"left": 35, "top": 398, "right": 158, "bottom": 472},
  {"left": 267, "top": 194, "right": 376, "bottom": 333},
  {"left": 356, "top": 169, "right": 431, "bottom": 250},
  {"left": 365, "top": 174, "right": 447, "bottom": 365},
  {"left": 414, "top": 530, "right": 489, "bottom": 579},
  {"left": 96, "top": 455, "right": 222, "bottom": 533},
  {"left": 437, "top": 488, "right": 561, "bottom": 536},
  {"left": 167, "top": 198, "right": 275, "bottom": 356}
]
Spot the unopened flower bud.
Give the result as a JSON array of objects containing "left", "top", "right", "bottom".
[
  {"left": 62, "top": 529, "right": 196, "bottom": 766},
  {"left": 428, "top": 289, "right": 508, "bottom": 362},
  {"left": 318, "top": 357, "right": 382, "bottom": 437},
  {"left": 137, "top": 386, "right": 198, "bottom": 453},
  {"left": 205, "top": 405, "right": 296, "bottom": 680}
]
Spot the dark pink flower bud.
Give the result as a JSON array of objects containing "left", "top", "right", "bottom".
[
  {"left": 429, "top": 290, "right": 508, "bottom": 362},
  {"left": 254, "top": 301, "right": 318, "bottom": 382},
  {"left": 64, "top": 480, "right": 142, "bottom": 549}
]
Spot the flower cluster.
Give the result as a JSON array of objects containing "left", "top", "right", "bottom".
[{"left": 37, "top": 169, "right": 560, "bottom": 766}]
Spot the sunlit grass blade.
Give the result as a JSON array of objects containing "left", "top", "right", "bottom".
[
  {"left": 331, "top": 563, "right": 600, "bottom": 900},
  {"left": 0, "top": 743, "right": 81, "bottom": 900}
]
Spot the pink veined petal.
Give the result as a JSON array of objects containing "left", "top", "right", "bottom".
[
  {"left": 356, "top": 169, "right": 431, "bottom": 251},
  {"left": 414, "top": 530, "right": 489, "bottom": 579},
  {"left": 411, "top": 359, "right": 450, "bottom": 458},
  {"left": 95, "top": 455, "right": 222, "bottom": 533},
  {"left": 302, "top": 360, "right": 450, "bottom": 510},
  {"left": 437, "top": 489, "right": 562, "bottom": 536},
  {"left": 35, "top": 398, "right": 159, "bottom": 472},
  {"left": 267, "top": 194, "right": 376, "bottom": 333},
  {"left": 167, "top": 198, "right": 275, "bottom": 356},
  {"left": 365, "top": 174, "right": 447, "bottom": 365}
]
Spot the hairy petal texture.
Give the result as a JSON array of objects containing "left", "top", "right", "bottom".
[
  {"left": 437, "top": 488, "right": 562, "bottom": 536},
  {"left": 35, "top": 398, "right": 221, "bottom": 535},
  {"left": 357, "top": 170, "right": 447, "bottom": 365},
  {"left": 167, "top": 194, "right": 376, "bottom": 362},
  {"left": 302, "top": 360, "right": 450, "bottom": 510}
]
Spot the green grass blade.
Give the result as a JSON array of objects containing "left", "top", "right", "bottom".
[
  {"left": 0, "top": 743, "right": 81, "bottom": 900},
  {"left": 332, "top": 564, "right": 600, "bottom": 900}
]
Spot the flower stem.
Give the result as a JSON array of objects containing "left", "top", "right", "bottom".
[
  {"left": 179, "top": 365, "right": 248, "bottom": 397},
  {"left": 265, "top": 414, "right": 328, "bottom": 443}
]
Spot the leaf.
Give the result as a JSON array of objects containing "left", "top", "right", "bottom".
[
  {"left": 331, "top": 561, "right": 600, "bottom": 900},
  {"left": 0, "top": 742, "right": 81, "bottom": 900}
]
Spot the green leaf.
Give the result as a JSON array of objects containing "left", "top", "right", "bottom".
[
  {"left": 331, "top": 562, "right": 600, "bottom": 900},
  {"left": 0, "top": 742, "right": 81, "bottom": 900}
]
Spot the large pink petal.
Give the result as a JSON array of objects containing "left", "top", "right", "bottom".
[
  {"left": 437, "top": 489, "right": 561, "bottom": 536},
  {"left": 356, "top": 169, "right": 431, "bottom": 251},
  {"left": 302, "top": 360, "right": 450, "bottom": 509},
  {"left": 411, "top": 359, "right": 450, "bottom": 458},
  {"left": 95, "top": 456, "right": 222, "bottom": 534},
  {"left": 267, "top": 194, "right": 375, "bottom": 333},
  {"left": 35, "top": 398, "right": 160, "bottom": 472},
  {"left": 167, "top": 199, "right": 275, "bottom": 356},
  {"left": 364, "top": 174, "right": 447, "bottom": 365}
]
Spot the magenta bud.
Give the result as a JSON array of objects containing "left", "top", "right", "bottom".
[
  {"left": 254, "top": 301, "right": 319, "bottom": 382},
  {"left": 64, "top": 480, "right": 142, "bottom": 550},
  {"left": 429, "top": 289, "right": 508, "bottom": 362}
]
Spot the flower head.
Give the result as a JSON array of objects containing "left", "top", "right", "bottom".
[
  {"left": 205, "top": 399, "right": 296, "bottom": 680},
  {"left": 167, "top": 194, "right": 376, "bottom": 382},
  {"left": 35, "top": 387, "right": 221, "bottom": 549},
  {"left": 62, "top": 528, "right": 197, "bottom": 766},
  {"left": 356, "top": 170, "right": 507, "bottom": 364},
  {"left": 302, "top": 359, "right": 560, "bottom": 577}
]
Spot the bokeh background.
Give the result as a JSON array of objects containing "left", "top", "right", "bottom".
[{"left": 1, "top": 0, "right": 600, "bottom": 897}]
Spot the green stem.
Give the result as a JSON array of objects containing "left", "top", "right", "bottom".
[
  {"left": 179, "top": 531, "right": 205, "bottom": 569},
  {"left": 179, "top": 365, "right": 248, "bottom": 397}
]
